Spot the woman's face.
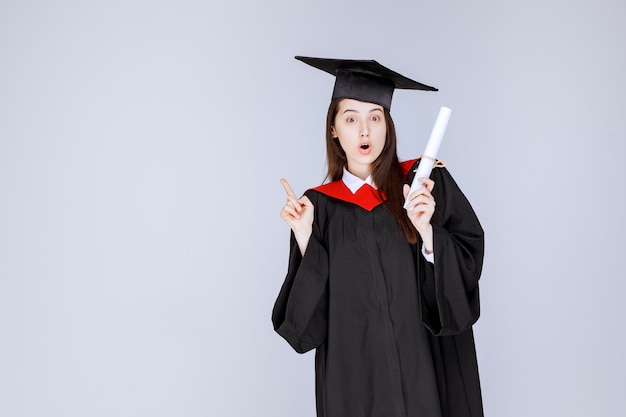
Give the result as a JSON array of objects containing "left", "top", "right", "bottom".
[{"left": 331, "top": 98, "right": 387, "bottom": 179}]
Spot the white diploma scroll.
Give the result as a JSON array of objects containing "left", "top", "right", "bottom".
[{"left": 403, "top": 106, "right": 452, "bottom": 209}]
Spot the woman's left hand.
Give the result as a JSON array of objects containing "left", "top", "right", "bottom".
[{"left": 403, "top": 178, "right": 436, "bottom": 251}]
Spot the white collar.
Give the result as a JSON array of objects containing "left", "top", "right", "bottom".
[{"left": 342, "top": 168, "right": 377, "bottom": 194}]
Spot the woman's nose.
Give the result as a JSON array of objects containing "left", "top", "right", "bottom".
[{"left": 360, "top": 122, "right": 369, "bottom": 136}]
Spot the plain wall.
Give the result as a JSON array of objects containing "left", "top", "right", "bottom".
[{"left": 1, "top": 1, "right": 625, "bottom": 416}]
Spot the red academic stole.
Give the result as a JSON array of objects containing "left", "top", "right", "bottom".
[{"left": 311, "top": 159, "right": 418, "bottom": 211}]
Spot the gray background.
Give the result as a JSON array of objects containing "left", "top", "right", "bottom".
[{"left": 1, "top": 1, "right": 625, "bottom": 416}]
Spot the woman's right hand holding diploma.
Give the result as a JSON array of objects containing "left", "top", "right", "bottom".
[
  {"left": 403, "top": 178, "right": 436, "bottom": 255},
  {"left": 280, "top": 178, "right": 314, "bottom": 255}
]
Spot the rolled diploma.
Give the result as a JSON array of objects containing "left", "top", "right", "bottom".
[{"left": 403, "top": 106, "right": 452, "bottom": 209}]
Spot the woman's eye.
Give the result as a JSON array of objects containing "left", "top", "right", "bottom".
[
  {"left": 347, "top": 117, "right": 356, "bottom": 123},
  {"left": 372, "top": 115, "right": 380, "bottom": 122}
]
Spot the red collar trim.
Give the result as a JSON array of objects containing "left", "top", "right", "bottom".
[
  {"left": 312, "top": 181, "right": 385, "bottom": 211},
  {"left": 311, "top": 159, "right": 419, "bottom": 211},
  {"left": 401, "top": 158, "right": 419, "bottom": 175}
]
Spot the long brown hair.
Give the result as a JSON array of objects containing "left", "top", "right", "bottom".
[{"left": 324, "top": 98, "right": 418, "bottom": 244}]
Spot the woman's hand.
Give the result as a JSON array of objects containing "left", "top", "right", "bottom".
[
  {"left": 403, "top": 178, "right": 436, "bottom": 253},
  {"left": 280, "top": 178, "right": 314, "bottom": 255}
]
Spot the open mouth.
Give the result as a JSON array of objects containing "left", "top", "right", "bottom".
[{"left": 360, "top": 144, "right": 370, "bottom": 150}]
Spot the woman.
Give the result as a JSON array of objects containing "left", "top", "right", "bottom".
[{"left": 273, "top": 56, "right": 485, "bottom": 417}]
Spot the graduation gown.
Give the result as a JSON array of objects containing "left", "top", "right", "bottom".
[{"left": 272, "top": 159, "right": 485, "bottom": 417}]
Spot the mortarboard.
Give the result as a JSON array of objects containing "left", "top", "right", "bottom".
[{"left": 295, "top": 56, "right": 437, "bottom": 110}]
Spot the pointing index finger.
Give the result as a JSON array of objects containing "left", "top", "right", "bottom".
[{"left": 280, "top": 178, "right": 297, "bottom": 199}]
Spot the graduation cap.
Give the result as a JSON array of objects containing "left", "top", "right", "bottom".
[{"left": 295, "top": 56, "right": 437, "bottom": 110}]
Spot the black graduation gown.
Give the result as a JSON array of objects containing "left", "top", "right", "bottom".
[{"left": 272, "top": 159, "right": 485, "bottom": 417}]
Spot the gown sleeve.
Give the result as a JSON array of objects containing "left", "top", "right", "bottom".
[
  {"left": 413, "top": 165, "right": 485, "bottom": 336},
  {"left": 271, "top": 191, "right": 329, "bottom": 354}
]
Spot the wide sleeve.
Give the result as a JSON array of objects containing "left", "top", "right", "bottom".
[
  {"left": 415, "top": 166, "right": 485, "bottom": 336},
  {"left": 271, "top": 191, "right": 329, "bottom": 354}
]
